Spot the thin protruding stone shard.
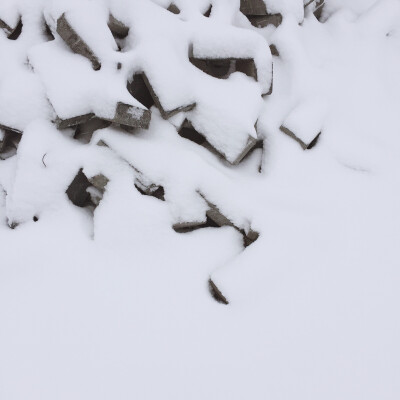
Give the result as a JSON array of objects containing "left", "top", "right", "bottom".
[
  {"left": 240, "top": 0, "right": 282, "bottom": 28},
  {"left": 208, "top": 279, "right": 229, "bottom": 305},
  {"left": 108, "top": 15, "right": 129, "bottom": 38},
  {"left": 56, "top": 13, "right": 101, "bottom": 70},
  {"left": 134, "top": 177, "right": 165, "bottom": 201},
  {"left": 128, "top": 72, "right": 195, "bottom": 119}
]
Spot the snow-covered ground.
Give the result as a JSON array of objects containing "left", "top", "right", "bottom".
[{"left": 1, "top": 0, "right": 400, "bottom": 399}]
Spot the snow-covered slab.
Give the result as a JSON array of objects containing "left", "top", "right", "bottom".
[
  {"left": 53, "top": 2, "right": 118, "bottom": 70},
  {"left": 30, "top": 41, "right": 150, "bottom": 129},
  {"left": 191, "top": 21, "right": 272, "bottom": 94},
  {"left": 280, "top": 98, "right": 327, "bottom": 150}
]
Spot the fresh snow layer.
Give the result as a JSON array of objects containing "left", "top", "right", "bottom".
[{"left": 1, "top": 0, "right": 400, "bottom": 399}]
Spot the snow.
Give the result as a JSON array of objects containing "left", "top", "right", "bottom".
[{"left": 1, "top": 0, "right": 400, "bottom": 399}]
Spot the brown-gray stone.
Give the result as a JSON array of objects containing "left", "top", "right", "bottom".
[
  {"left": 108, "top": 15, "right": 129, "bottom": 39},
  {"left": 57, "top": 13, "right": 101, "bottom": 70}
]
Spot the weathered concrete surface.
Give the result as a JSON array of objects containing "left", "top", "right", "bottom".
[
  {"left": 74, "top": 118, "right": 111, "bottom": 144},
  {"left": 56, "top": 113, "right": 95, "bottom": 130},
  {"left": 57, "top": 13, "right": 101, "bottom": 70},
  {"left": 247, "top": 13, "right": 282, "bottom": 28},
  {"left": 66, "top": 169, "right": 92, "bottom": 207},
  {"left": 108, "top": 15, "right": 129, "bottom": 38},
  {"left": 279, "top": 125, "right": 321, "bottom": 150},
  {"left": 108, "top": 102, "right": 151, "bottom": 129},
  {"left": 128, "top": 72, "right": 195, "bottom": 119},
  {"left": 240, "top": 0, "right": 267, "bottom": 15},
  {"left": 0, "top": 18, "right": 22, "bottom": 39},
  {"left": 167, "top": 4, "right": 180, "bottom": 14},
  {"left": 88, "top": 174, "right": 109, "bottom": 206}
]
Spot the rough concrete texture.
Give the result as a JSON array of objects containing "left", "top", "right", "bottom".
[
  {"left": 56, "top": 13, "right": 101, "bottom": 70},
  {"left": 240, "top": 0, "right": 267, "bottom": 15},
  {"left": 66, "top": 169, "right": 92, "bottom": 208},
  {"left": 279, "top": 125, "right": 321, "bottom": 150},
  {"left": 167, "top": 4, "right": 180, "bottom": 14},
  {"left": 109, "top": 102, "right": 151, "bottom": 129},
  {"left": 0, "top": 18, "right": 22, "bottom": 39},
  {"left": 74, "top": 118, "right": 111, "bottom": 144},
  {"left": 108, "top": 14, "right": 129, "bottom": 39},
  {"left": 190, "top": 57, "right": 257, "bottom": 80},
  {"left": 247, "top": 13, "right": 283, "bottom": 28},
  {"left": 129, "top": 72, "right": 195, "bottom": 119},
  {"left": 56, "top": 113, "right": 95, "bottom": 130}
]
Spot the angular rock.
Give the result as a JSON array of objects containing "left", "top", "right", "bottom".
[
  {"left": 107, "top": 102, "right": 151, "bottom": 129},
  {"left": 240, "top": 0, "right": 267, "bottom": 15},
  {"left": 56, "top": 113, "right": 95, "bottom": 130},
  {"left": 128, "top": 72, "right": 195, "bottom": 119},
  {"left": 56, "top": 13, "right": 101, "bottom": 70},
  {"left": 0, "top": 17, "right": 22, "bottom": 39},
  {"left": 208, "top": 279, "right": 229, "bottom": 305},
  {"left": 190, "top": 57, "right": 257, "bottom": 80},
  {"left": 74, "top": 118, "right": 111, "bottom": 144},
  {"left": 134, "top": 177, "right": 165, "bottom": 201},
  {"left": 108, "top": 15, "right": 129, "bottom": 39},
  {"left": 240, "top": 0, "right": 282, "bottom": 28},
  {"left": 167, "top": 4, "right": 180, "bottom": 14}
]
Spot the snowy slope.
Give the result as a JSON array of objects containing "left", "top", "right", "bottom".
[{"left": 1, "top": 0, "right": 400, "bottom": 399}]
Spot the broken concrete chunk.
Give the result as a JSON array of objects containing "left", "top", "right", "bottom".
[
  {"left": 134, "top": 178, "right": 165, "bottom": 201},
  {"left": 313, "top": 0, "right": 325, "bottom": 20},
  {"left": 240, "top": 0, "right": 267, "bottom": 15},
  {"left": 167, "top": 3, "right": 180, "bottom": 14},
  {"left": 247, "top": 14, "right": 282, "bottom": 28},
  {"left": 280, "top": 125, "right": 321, "bottom": 150},
  {"left": 279, "top": 99, "right": 325, "bottom": 150},
  {"left": 66, "top": 169, "right": 92, "bottom": 207},
  {"left": 208, "top": 279, "right": 229, "bottom": 305},
  {"left": 232, "top": 135, "right": 259, "bottom": 165},
  {"left": 190, "top": 57, "right": 257, "bottom": 80},
  {"left": 108, "top": 15, "right": 129, "bottom": 39},
  {"left": 56, "top": 113, "right": 95, "bottom": 130},
  {"left": 269, "top": 44, "right": 279, "bottom": 56},
  {"left": 0, "top": 17, "right": 22, "bottom": 39},
  {"left": 74, "top": 118, "right": 111, "bottom": 144},
  {"left": 128, "top": 72, "right": 195, "bottom": 119},
  {"left": 56, "top": 13, "right": 101, "bottom": 70},
  {"left": 66, "top": 169, "right": 108, "bottom": 208},
  {"left": 108, "top": 102, "right": 151, "bottom": 129}
]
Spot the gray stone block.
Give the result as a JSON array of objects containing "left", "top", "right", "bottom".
[
  {"left": 56, "top": 113, "right": 95, "bottom": 130},
  {"left": 107, "top": 102, "right": 151, "bottom": 129},
  {"left": 279, "top": 125, "right": 321, "bottom": 150},
  {"left": 190, "top": 57, "right": 257, "bottom": 80},
  {"left": 167, "top": 4, "right": 180, "bottom": 14},
  {"left": 108, "top": 15, "right": 129, "bottom": 39},
  {"left": 56, "top": 13, "right": 101, "bottom": 70},
  {"left": 128, "top": 72, "right": 195, "bottom": 119},
  {"left": 0, "top": 17, "right": 22, "bottom": 39},
  {"left": 240, "top": 0, "right": 267, "bottom": 15}
]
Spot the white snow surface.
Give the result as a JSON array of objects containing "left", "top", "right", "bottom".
[{"left": 1, "top": 0, "right": 400, "bottom": 399}]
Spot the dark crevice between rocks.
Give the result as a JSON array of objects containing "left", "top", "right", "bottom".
[
  {"left": 7, "top": 19, "right": 23, "bottom": 40},
  {"left": 279, "top": 125, "right": 322, "bottom": 150},
  {"left": 127, "top": 72, "right": 195, "bottom": 119},
  {"left": 209, "top": 279, "right": 229, "bottom": 305}
]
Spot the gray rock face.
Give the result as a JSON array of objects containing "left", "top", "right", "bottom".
[
  {"left": 56, "top": 13, "right": 101, "bottom": 70},
  {"left": 240, "top": 0, "right": 282, "bottom": 28}
]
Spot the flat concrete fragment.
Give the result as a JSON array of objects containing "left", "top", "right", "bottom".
[
  {"left": 190, "top": 57, "right": 257, "bottom": 80},
  {"left": 167, "top": 4, "right": 180, "bottom": 14},
  {"left": 247, "top": 14, "right": 282, "bottom": 28},
  {"left": 279, "top": 125, "right": 321, "bottom": 150},
  {"left": 108, "top": 102, "right": 151, "bottom": 129},
  {"left": 74, "top": 118, "right": 111, "bottom": 144},
  {"left": 129, "top": 72, "right": 195, "bottom": 119},
  {"left": 56, "top": 113, "right": 95, "bottom": 130},
  {"left": 240, "top": 0, "right": 267, "bottom": 15},
  {"left": 66, "top": 169, "right": 92, "bottom": 207},
  {"left": 108, "top": 15, "right": 129, "bottom": 38},
  {"left": 57, "top": 13, "right": 101, "bottom": 70},
  {"left": 0, "top": 18, "right": 22, "bottom": 39}
]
